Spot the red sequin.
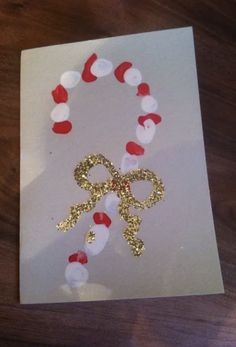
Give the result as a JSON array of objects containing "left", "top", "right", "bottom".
[
  {"left": 82, "top": 53, "right": 98, "bottom": 82},
  {"left": 68, "top": 250, "right": 88, "bottom": 264},
  {"left": 138, "top": 114, "right": 162, "bottom": 126},
  {"left": 52, "top": 120, "right": 72, "bottom": 134},
  {"left": 114, "top": 62, "right": 132, "bottom": 83},
  {"left": 93, "top": 212, "right": 111, "bottom": 227},
  {"left": 126, "top": 141, "right": 144, "bottom": 156},
  {"left": 51, "top": 84, "right": 68, "bottom": 103},
  {"left": 136, "top": 83, "right": 150, "bottom": 96}
]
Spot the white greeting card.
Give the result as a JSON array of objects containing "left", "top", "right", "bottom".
[{"left": 20, "top": 27, "right": 224, "bottom": 304}]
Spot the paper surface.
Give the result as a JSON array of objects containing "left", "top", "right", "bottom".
[{"left": 20, "top": 27, "right": 224, "bottom": 304}]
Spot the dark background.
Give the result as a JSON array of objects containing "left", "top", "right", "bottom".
[{"left": 0, "top": 1, "right": 235, "bottom": 346}]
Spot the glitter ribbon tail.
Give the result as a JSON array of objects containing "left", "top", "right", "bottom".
[
  {"left": 57, "top": 200, "right": 97, "bottom": 231},
  {"left": 121, "top": 211, "right": 144, "bottom": 256}
]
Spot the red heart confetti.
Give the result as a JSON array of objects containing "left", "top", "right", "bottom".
[
  {"left": 138, "top": 113, "right": 162, "bottom": 126},
  {"left": 68, "top": 250, "right": 88, "bottom": 264},
  {"left": 51, "top": 84, "right": 68, "bottom": 103},
  {"left": 82, "top": 53, "right": 98, "bottom": 82},
  {"left": 136, "top": 83, "right": 150, "bottom": 96},
  {"left": 126, "top": 141, "right": 144, "bottom": 156},
  {"left": 114, "top": 62, "right": 132, "bottom": 83},
  {"left": 52, "top": 120, "right": 72, "bottom": 134},
  {"left": 93, "top": 212, "right": 112, "bottom": 227}
]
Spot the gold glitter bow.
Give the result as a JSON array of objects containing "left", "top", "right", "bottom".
[{"left": 57, "top": 154, "right": 165, "bottom": 256}]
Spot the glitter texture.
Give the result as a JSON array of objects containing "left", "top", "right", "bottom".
[
  {"left": 57, "top": 154, "right": 165, "bottom": 256},
  {"left": 86, "top": 230, "right": 96, "bottom": 244}
]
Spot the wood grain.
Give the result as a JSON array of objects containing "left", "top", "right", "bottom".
[{"left": 0, "top": 0, "right": 235, "bottom": 346}]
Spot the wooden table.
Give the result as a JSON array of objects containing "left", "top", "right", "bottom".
[{"left": 0, "top": 1, "right": 235, "bottom": 346}]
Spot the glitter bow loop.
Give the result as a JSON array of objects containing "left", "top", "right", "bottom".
[{"left": 57, "top": 154, "right": 165, "bottom": 256}]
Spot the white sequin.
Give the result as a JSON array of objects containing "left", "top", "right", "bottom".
[
  {"left": 141, "top": 95, "right": 158, "bottom": 113},
  {"left": 136, "top": 119, "right": 156, "bottom": 144},
  {"left": 50, "top": 103, "right": 70, "bottom": 122},
  {"left": 124, "top": 68, "right": 142, "bottom": 86},
  {"left": 84, "top": 224, "right": 109, "bottom": 256},
  {"left": 90, "top": 58, "right": 113, "bottom": 77},
  {"left": 65, "top": 262, "right": 89, "bottom": 288},
  {"left": 60, "top": 71, "right": 81, "bottom": 89},
  {"left": 121, "top": 153, "right": 139, "bottom": 173},
  {"left": 105, "top": 193, "right": 120, "bottom": 216}
]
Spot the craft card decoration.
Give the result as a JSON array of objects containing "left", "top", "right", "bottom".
[{"left": 20, "top": 27, "right": 224, "bottom": 304}]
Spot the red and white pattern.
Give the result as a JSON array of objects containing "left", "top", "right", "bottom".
[{"left": 50, "top": 54, "right": 162, "bottom": 288}]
